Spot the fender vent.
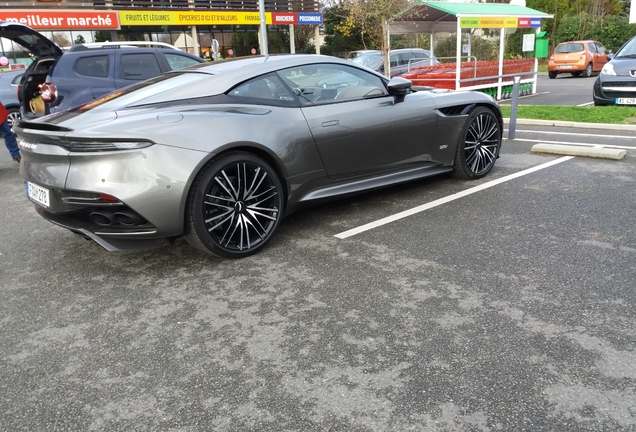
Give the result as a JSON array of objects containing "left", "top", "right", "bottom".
[{"left": 437, "top": 105, "right": 473, "bottom": 116}]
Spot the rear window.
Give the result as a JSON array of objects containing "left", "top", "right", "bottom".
[
  {"left": 351, "top": 53, "right": 382, "bottom": 70},
  {"left": 555, "top": 43, "right": 584, "bottom": 53}
]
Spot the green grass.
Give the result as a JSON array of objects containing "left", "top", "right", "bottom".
[{"left": 499, "top": 105, "right": 636, "bottom": 124}]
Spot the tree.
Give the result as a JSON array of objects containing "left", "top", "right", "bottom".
[
  {"left": 52, "top": 33, "right": 71, "bottom": 48},
  {"left": 321, "top": 5, "right": 366, "bottom": 57},
  {"left": 74, "top": 35, "right": 86, "bottom": 45},
  {"left": 94, "top": 31, "right": 111, "bottom": 43}
]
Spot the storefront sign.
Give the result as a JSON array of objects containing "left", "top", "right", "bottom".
[
  {"left": 460, "top": 17, "right": 542, "bottom": 29},
  {"left": 271, "top": 13, "right": 298, "bottom": 25},
  {"left": 119, "top": 10, "right": 269, "bottom": 26},
  {"left": 0, "top": 10, "right": 120, "bottom": 30}
]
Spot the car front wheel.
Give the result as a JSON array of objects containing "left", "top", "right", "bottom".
[
  {"left": 185, "top": 152, "right": 283, "bottom": 258},
  {"left": 452, "top": 106, "right": 501, "bottom": 180}
]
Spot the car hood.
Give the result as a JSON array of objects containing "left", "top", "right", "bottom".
[
  {"left": 607, "top": 58, "right": 636, "bottom": 75},
  {"left": 0, "top": 21, "right": 63, "bottom": 59}
]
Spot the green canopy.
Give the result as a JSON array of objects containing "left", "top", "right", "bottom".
[{"left": 390, "top": 1, "right": 553, "bottom": 34}]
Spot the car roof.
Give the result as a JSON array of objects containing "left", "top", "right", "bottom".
[
  {"left": 0, "top": 21, "right": 63, "bottom": 58},
  {"left": 178, "top": 54, "right": 373, "bottom": 89}
]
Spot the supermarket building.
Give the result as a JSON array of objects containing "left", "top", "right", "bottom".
[{"left": 0, "top": 1, "right": 323, "bottom": 61}]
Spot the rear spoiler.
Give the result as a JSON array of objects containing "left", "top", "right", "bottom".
[{"left": 16, "top": 119, "right": 73, "bottom": 132}]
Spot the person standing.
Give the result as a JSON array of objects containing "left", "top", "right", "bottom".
[{"left": 0, "top": 101, "right": 20, "bottom": 163}]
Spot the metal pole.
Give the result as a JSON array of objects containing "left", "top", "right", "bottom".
[
  {"left": 508, "top": 76, "right": 521, "bottom": 140},
  {"left": 258, "top": 0, "right": 268, "bottom": 56}
]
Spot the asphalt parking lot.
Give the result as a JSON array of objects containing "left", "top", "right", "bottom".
[{"left": 1, "top": 123, "right": 636, "bottom": 430}]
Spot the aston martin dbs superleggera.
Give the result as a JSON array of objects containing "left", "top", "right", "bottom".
[{"left": 17, "top": 54, "right": 502, "bottom": 258}]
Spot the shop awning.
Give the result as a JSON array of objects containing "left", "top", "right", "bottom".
[{"left": 389, "top": 1, "right": 553, "bottom": 34}]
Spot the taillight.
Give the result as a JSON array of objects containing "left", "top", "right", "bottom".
[
  {"left": 40, "top": 82, "right": 57, "bottom": 103},
  {"left": 16, "top": 84, "right": 22, "bottom": 102},
  {"left": 549, "top": 55, "right": 554, "bottom": 61}
]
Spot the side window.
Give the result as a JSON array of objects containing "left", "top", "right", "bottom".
[
  {"left": 596, "top": 43, "right": 606, "bottom": 54},
  {"left": 75, "top": 56, "right": 109, "bottom": 78},
  {"left": 11, "top": 73, "right": 24, "bottom": 85},
  {"left": 389, "top": 53, "right": 400, "bottom": 68},
  {"left": 588, "top": 43, "right": 597, "bottom": 53},
  {"left": 228, "top": 74, "right": 295, "bottom": 105},
  {"left": 277, "top": 63, "right": 388, "bottom": 105},
  {"left": 120, "top": 53, "right": 161, "bottom": 81},
  {"left": 165, "top": 53, "right": 201, "bottom": 70}
]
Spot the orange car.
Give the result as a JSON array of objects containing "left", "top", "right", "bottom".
[{"left": 548, "top": 40, "right": 609, "bottom": 78}]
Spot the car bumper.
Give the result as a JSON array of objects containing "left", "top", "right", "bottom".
[
  {"left": 20, "top": 141, "right": 210, "bottom": 250},
  {"left": 593, "top": 75, "right": 636, "bottom": 105}
]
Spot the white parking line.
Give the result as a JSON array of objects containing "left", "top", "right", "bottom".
[
  {"left": 577, "top": 102, "right": 594, "bottom": 106},
  {"left": 509, "top": 130, "right": 635, "bottom": 140},
  {"left": 334, "top": 156, "right": 574, "bottom": 239},
  {"left": 510, "top": 137, "right": 636, "bottom": 150}
]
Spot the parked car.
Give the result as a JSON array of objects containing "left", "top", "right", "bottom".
[
  {"left": 17, "top": 54, "right": 502, "bottom": 258},
  {"left": 0, "top": 21, "right": 205, "bottom": 120},
  {"left": 0, "top": 69, "right": 24, "bottom": 127},
  {"left": 593, "top": 35, "right": 636, "bottom": 106},
  {"left": 351, "top": 48, "right": 439, "bottom": 77},
  {"left": 548, "top": 40, "right": 609, "bottom": 79},
  {"left": 347, "top": 50, "right": 375, "bottom": 60}
]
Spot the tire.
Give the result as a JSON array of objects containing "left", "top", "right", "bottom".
[
  {"left": 184, "top": 152, "right": 284, "bottom": 258},
  {"left": 571, "top": 71, "right": 582, "bottom": 77},
  {"left": 582, "top": 63, "right": 593, "bottom": 78},
  {"left": 452, "top": 106, "right": 502, "bottom": 180},
  {"left": 7, "top": 108, "right": 20, "bottom": 129},
  {"left": 548, "top": 71, "right": 557, "bottom": 79}
]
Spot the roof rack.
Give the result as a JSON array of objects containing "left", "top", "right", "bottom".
[{"left": 68, "top": 42, "right": 180, "bottom": 52}]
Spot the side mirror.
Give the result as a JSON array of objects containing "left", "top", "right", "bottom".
[
  {"left": 607, "top": 53, "right": 614, "bottom": 61},
  {"left": 387, "top": 77, "right": 412, "bottom": 102}
]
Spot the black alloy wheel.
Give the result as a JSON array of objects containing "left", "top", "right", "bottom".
[
  {"left": 185, "top": 152, "right": 283, "bottom": 258},
  {"left": 452, "top": 106, "right": 501, "bottom": 180}
]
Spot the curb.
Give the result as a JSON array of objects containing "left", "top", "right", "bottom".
[
  {"left": 531, "top": 144, "right": 626, "bottom": 160},
  {"left": 503, "top": 117, "right": 636, "bottom": 131}
]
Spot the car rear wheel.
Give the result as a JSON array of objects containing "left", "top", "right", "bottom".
[
  {"left": 582, "top": 63, "right": 593, "bottom": 77},
  {"left": 548, "top": 71, "right": 557, "bottom": 79},
  {"left": 7, "top": 108, "right": 20, "bottom": 128},
  {"left": 184, "top": 152, "right": 283, "bottom": 258},
  {"left": 452, "top": 106, "right": 501, "bottom": 180}
]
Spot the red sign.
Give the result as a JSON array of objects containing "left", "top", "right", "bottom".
[
  {"left": 271, "top": 12, "right": 298, "bottom": 25},
  {"left": 0, "top": 10, "right": 120, "bottom": 30},
  {"left": 517, "top": 18, "right": 531, "bottom": 28}
]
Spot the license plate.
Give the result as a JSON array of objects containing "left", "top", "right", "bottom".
[
  {"left": 559, "top": 65, "right": 573, "bottom": 69},
  {"left": 26, "top": 181, "right": 50, "bottom": 208},
  {"left": 616, "top": 98, "right": 636, "bottom": 105}
]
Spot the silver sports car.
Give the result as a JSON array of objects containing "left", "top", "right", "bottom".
[{"left": 17, "top": 54, "right": 502, "bottom": 258}]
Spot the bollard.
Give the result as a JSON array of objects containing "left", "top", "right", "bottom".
[{"left": 508, "top": 76, "right": 521, "bottom": 140}]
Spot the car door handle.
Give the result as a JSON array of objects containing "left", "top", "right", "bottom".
[{"left": 321, "top": 120, "right": 339, "bottom": 127}]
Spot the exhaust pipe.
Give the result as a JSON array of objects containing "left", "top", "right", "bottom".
[
  {"left": 90, "top": 212, "right": 114, "bottom": 226},
  {"left": 113, "top": 211, "right": 146, "bottom": 226}
]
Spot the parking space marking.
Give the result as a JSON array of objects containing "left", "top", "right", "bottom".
[
  {"left": 335, "top": 156, "right": 574, "bottom": 239},
  {"left": 510, "top": 130, "right": 636, "bottom": 140},
  {"left": 509, "top": 138, "right": 636, "bottom": 150}
]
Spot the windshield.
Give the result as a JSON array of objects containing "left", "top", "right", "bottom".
[
  {"left": 351, "top": 53, "right": 383, "bottom": 70},
  {"left": 616, "top": 36, "right": 636, "bottom": 58},
  {"left": 555, "top": 43, "right": 584, "bottom": 53}
]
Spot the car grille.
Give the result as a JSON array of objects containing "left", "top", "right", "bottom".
[{"left": 601, "top": 81, "right": 636, "bottom": 99}]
